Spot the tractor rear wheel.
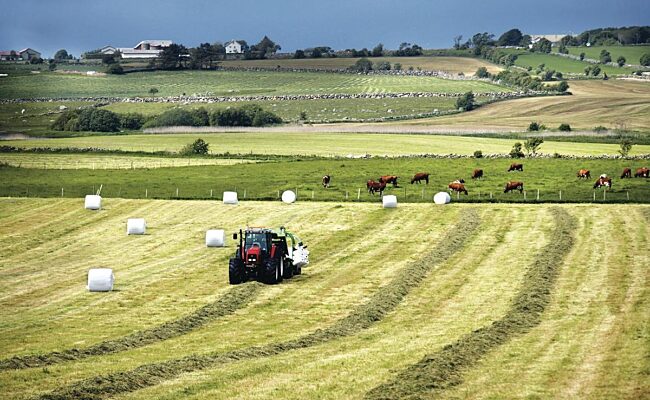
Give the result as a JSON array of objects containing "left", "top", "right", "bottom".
[
  {"left": 263, "top": 257, "right": 282, "bottom": 284},
  {"left": 229, "top": 258, "right": 245, "bottom": 285}
]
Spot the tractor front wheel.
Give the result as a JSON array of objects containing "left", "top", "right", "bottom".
[
  {"left": 262, "top": 257, "right": 282, "bottom": 284},
  {"left": 282, "top": 257, "right": 294, "bottom": 280},
  {"left": 229, "top": 258, "right": 245, "bottom": 285}
]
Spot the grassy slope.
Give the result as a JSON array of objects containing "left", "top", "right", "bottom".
[
  {"left": 2, "top": 158, "right": 650, "bottom": 203},
  {"left": 562, "top": 45, "right": 650, "bottom": 65},
  {"left": 220, "top": 56, "right": 504, "bottom": 74},
  {"left": 498, "top": 48, "right": 638, "bottom": 75},
  {"left": 0, "top": 199, "right": 646, "bottom": 399},
  {"left": 4, "top": 130, "right": 650, "bottom": 156},
  {"left": 388, "top": 80, "right": 650, "bottom": 132},
  {"left": 0, "top": 70, "right": 510, "bottom": 99}
]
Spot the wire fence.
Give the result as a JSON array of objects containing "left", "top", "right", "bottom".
[{"left": 3, "top": 185, "right": 647, "bottom": 204}]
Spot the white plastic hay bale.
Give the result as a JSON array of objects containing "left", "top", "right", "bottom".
[
  {"left": 281, "top": 190, "right": 296, "bottom": 204},
  {"left": 87, "top": 268, "right": 114, "bottom": 292},
  {"left": 292, "top": 246, "right": 310, "bottom": 268},
  {"left": 434, "top": 192, "right": 452, "bottom": 205},
  {"left": 206, "top": 229, "right": 225, "bottom": 247},
  {"left": 223, "top": 191, "right": 238, "bottom": 205},
  {"left": 127, "top": 218, "right": 146, "bottom": 235},
  {"left": 382, "top": 195, "right": 398, "bottom": 208},
  {"left": 84, "top": 195, "right": 102, "bottom": 210}
]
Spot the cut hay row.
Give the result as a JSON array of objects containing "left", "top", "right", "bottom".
[
  {"left": 37, "top": 211, "right": 481, "bottom": 400},
  {"left": 364, "top": 207, "right": 576, "bottom": 399},
  {"left": 0, "top": 282, "right": 262, "bottom": 371}
]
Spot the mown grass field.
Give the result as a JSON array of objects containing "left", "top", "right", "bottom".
[
  {"left": 562, "top": 45, "right": 650, "bottom": 66},
  {"left": 2, "top": 157, "right": 649, "bottom": 203},
  {"left": 395, "top": 80, "right": 650, "bottom": 132},
  {"left": 0, "top": 199, "right": 647, "bottom": 399},
  {"left": 0, "top": 70, "right": 510, "bottom": 99},
  {"left": 4, "top": 130, "right": 650, "bottom": 156},
  {"left": 221, "top": 56, "right": 504, "bottom": 74}
]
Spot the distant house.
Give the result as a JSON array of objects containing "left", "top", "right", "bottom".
[
  {"left": 225, "top": 40, "right": 245, "bottom": 54},
  {"left": 18, "top": 48, "right": 41, "bottom": 60},
  {"left": 115, "top": 40, "right": 173, "bottom": 59},
  {"left": 0, "top": 50, "right": 18, "bottom": 61},
  {"left": 530, "top": 34, "right": 567, "bottom": 47}
]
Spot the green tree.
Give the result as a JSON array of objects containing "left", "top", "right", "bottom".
[
  {"left": 616, "top": 56, "right": 626, "bottom": 67},
  {"left": 509, "top": 142, "right": 525, "bottom": 158},
  {"left": 475, "top": 66, "right": 489, "bottom": 78},
  {"left": 524, "top": 137, "right": 544, "bottom": 155},
  {"left": 497, "top": 28, "right": 523, "bottom": 46},
  {"left": 557, "top": 80, "right": 569, "bottom": 93},
  {"left": 639, "top": 53, "right": 650, "bottom": 66},
  {"left": 579, "top": 52, "right": 585, "bottom": 61},
  {"left": 148, "top": 87, "right": 159, "bottom": 97},
  {"left": 181, "top": 138, "right": 209, "bottom": 155},
  {"left": 531, "top": 38, "right": 552, "bottom": 53},
  {"left": 584, "top": 66, "right": 592, "bottom": 76},
  {"left": 599, "top": 49, "right": 611, "bottom": 64},
  {"left": 106, "top": 63, "right": 124, "bottom": 74},
  {"left": 393, "top": 62, "right": 402, "bottom": 71},
  {"left": 619, "top": 139, "right": 633, "bottom": 157},
  {"left": 351, "top": 58, "right": 373, "bottom": 73},
  {"left": 157, "top": 44, "right": 189, "bottom": 69},
  {"left": 558, "top": 123, "right": 571, "bottom": 131},
  {"left": 371, "top": 43, "right": 384, "bottom": 57},
  {"left": 591, "top": 65, "right": 601, "bottom": 76},
  {"left": 374, "top": 61, "right": 391, "bottom": 71},
  {"left": 293, "top": 49, "right": 305, "bottom": 59},
  {"left": 455, "top": 91, "right": 476, "bottom": 111},
  {"left": 528, "top": 121, "right": 541, "bottom": 131},
  {"left": 54, "top": 49, "right": 71, "bottom": 60}
]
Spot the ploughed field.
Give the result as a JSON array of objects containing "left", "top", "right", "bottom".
[
  {"left": 0, "top": 199, "right": 647, "bottom": 399},
  {"left": 0, "top": 70, "right": 511, "bottom": 99}
]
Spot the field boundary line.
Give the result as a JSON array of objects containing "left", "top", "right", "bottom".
[
  {"left": 364, "top": 207, "right": 577, "bottom": 399},
  {"left": 36, "top": 211, "right": 481, "bottom": 400},
  {"left": 0, "top": 283, "right": 262, "bottom": 371}
]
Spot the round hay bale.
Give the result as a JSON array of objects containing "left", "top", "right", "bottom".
[
  {"left": 223, "top": 191, "right": 238, "bottom": 205},
  {"left": 84, "top": 195, "right": 102, "bottom": 210},
  {"left": 206, "top": 229, "right": 225, "bottom": 247},
  {"left": 281, "top": 190, "right": 296, "bottom": 204},
  {"left": 434, "top": 192, "right": 452, "bottom": 204},
  {"left": 382, "top": 195, "right": 397, "bottom": 208},
  {"left": 87, "top": 268, "right": 114, "bottom": 292},
  {"left": 127, "top": 218, "right": 146, "bottom": 235}
]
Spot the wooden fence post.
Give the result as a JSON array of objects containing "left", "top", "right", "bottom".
[
  {"left": 523, "top": 190, "right": 526, "bottom": 200},
  {"left": 626, "top": 191, "right": 630, "bottom": 201},
  {"left": 559, "top": 190, "right": 562, "bottom": 201},
  {"left": 61, "top": 188, "right": 64, "bottom": 197},
  {"left": 537, "top": 189, "right": 540, "bottom": 201},
  {"left": 176, "top": 188, "right": 179, "bottom": 198},
  {"left": 146, "top": 189, "right": 148, "bottom": 198},
  {"left": 210, "top": 189, "right": 213, "bottom": 198},
  {"left": 357, "top": 188, "right": 360, "bottom": 200},
  {"left": 593, "top": 191, "right": 596, "bottom": 201}
]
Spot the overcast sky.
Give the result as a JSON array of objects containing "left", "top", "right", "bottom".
[{"left": 1, "top": 0, "right": 649, "bottom": 58}]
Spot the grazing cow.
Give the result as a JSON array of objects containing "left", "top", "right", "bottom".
[
  {"left": 411, "top": 173, "right": 429, "bottom": 184},
  {"left": 634, "top": 167, "right": 649, "bottom": 178},
  {"left": 504, "top": 181, "right": 524, "bottom": 193},
  {"left": 621, "top": 168, "right": 632, "bottom": 179},
  {"left": 448, "top": 182, "right": 468, "bottom": 195},
  {"left": 471, "top": 169, "right": 484, "bottom": 179},
  {"left": 508, "top": 163, "right": 523, "bottom": 172},
  {"left": 366, "top": 180, "right": 386, "bottom": 195},
  {"left": 577, "top": 169, "right": 591, "bottom": 179},
  {"left": 593, "top": 176, "right": 612, "bottom": 189},
  {"left": 379, "top": 175, "right": 399, "bottom": 187},
  {"left": 322, "top": 175, "right": 331, "bottom": 188}
]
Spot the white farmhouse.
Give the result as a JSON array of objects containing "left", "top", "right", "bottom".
[
  {"left": 116, "top": 40, "right": 173, "bottom": 59},
  {"left": 225, "top": 40, "right": 245, "bottom": 54}
]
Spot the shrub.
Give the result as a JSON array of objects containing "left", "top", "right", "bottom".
[
  {"left": 52, "top": 108, "right": 121, "bottom": 132},
  {"left": 350, "top": 58, "right": 373, "bottom": 73},
  {"left": 616, "top": 56, "right": 626, "bottom": 67},
  {"left": 299, "top": 111, "right": 307, "bottom": 121},
  {"left": 591, "top": 65, "right": 601, "bottom": 76},
  {"left": 558, "top": 123, "right": 571, "bottom": 131},
  {"left": 473, "top": 150, "right": 483, "bottom": 158},
  {"left": 374, "top": 61, "right": 391, "bottom": 71},
  {"left": 120, "top": 113, "right": 145, "bottom": 130},
  {"left": 528, "top": 121, "right": 541, "bottom": 131},
  {"left": 640, "top": 53, "right": 650, "bottom": 67},
  {"left": 455, "top": 91, "right": 476, "bottom": 111},
  {"left": 144, "top": 108, "right": 209, "bottom": 128},
  {"left": 593, "top": 125, "right": 608, "bottom": 133},
  {"left": 510, "top": 142, "right": 525, "bottom": 158},
  {"left": 475, "top": 67, "right": 489, "bottom": 78},
  {"left": 393, "top": 63, "right": 402, "bottom": 71},
  {"left": 579, "top": 52, "right": 585, "bottom": 61},
  {"left": 524, "top": 137, "right": 544, "bottom": 156},
  {"left": 556, "top": 80, "right": 569, "bottom": 93},
  {"left": 599, "top": 49, "right": 611, "bottom": 64},
  {"left": 209, "top": 105, "right": 282, "bottom": 127},
  {"left": 51, "top": 110, "right": 80, "bottom": 131},
  {"left": 619, "top": 139, "right": 633, "bottom": 157},
  {"left": 180, "top": 138, "right": 209, "bottom": 155},
  {"left": 106, "top": 63, "right": 124, "bottom": 74}
]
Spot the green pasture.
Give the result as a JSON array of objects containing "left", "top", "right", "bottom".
[
  {"left": 0, "top": 70, "right": 511, "bottom": 100},
  {"left": 2, "top": 157, "right": 649, "bottom": 203},
  {"left": 4, "top": 132, "right": 650, "bottom": 156},
  {"left": 561, "top": 45, "right": 650, "bottom": 65},
  {"left": 499, "top": 49, "right": 636, "bottom": 75},
  {"left": 0, "top": 199, "right": 646, "bottom": 399}
]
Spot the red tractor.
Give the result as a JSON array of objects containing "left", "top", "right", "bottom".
[{"left": 229, "top": 227, "right": 309, "bottom": 285}]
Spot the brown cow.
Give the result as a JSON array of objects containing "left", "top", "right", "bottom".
[
  {"left": 411, "top": 173, "right": 429, "bottom": 184},
  {"left": 379, "top": 175, "right": 399, "bottom": 187},
  {"left": 471, "top": 169, "right": 484, "bottom": 179},
  {"left": 448, "top": 182, "right": 468, "bottom": 195},
  {"left": 322, "top": 175, "right": 331, "bottom": 188},
  {"left": 504, "top": 181, "right": 524, "bottom": 193},
  {"left": 621, "top": 168, "right": 632, "bottom": 178},
  {"left": 367, "top": 180, "right": 386, "bottom": 195},
  {"left": 577, "top": 169, "right": 591, "bottom": 179},
  {"left": 593, "top": 177, "right": 612, "bottom": 189},
  {"left": 634, "top": 167, "right": 649, "bottom": 178},
  {"left": 508, "top": 163, "right": 523, "bottom": 172}
]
